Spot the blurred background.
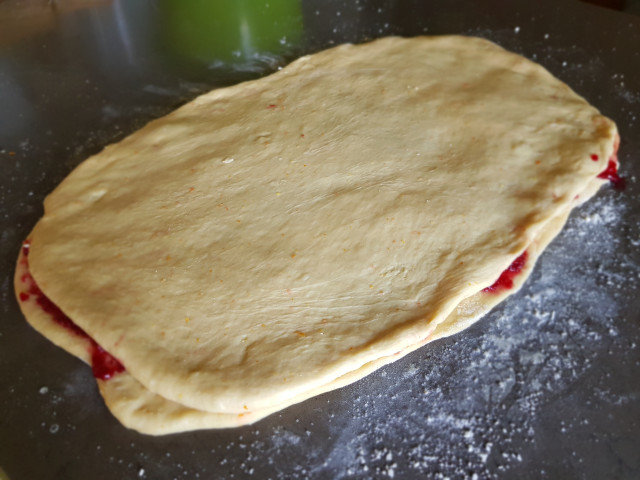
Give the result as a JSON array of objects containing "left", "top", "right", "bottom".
[{"left": 1, "top": 0, "right": 638, "bottom": 166}]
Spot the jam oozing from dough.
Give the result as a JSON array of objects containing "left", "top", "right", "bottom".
[
  {"left": 482, "top": 146, "right": 624, "bottom": 294},
  {"left": 91, "top": 344, "right": 125, "bottom": 380},
  {"left": 598, "top": 155, "right": 625, "bottom": 191},
  {"left": 482, "top": 251, "right": 528, "bottom": 294},
  {"left": 19, "top": 241, "right": 125, "bottom": 380}
]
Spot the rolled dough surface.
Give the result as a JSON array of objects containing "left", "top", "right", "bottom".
[{"left": 16, "top": 35, "right": 617, "bottom": 433}]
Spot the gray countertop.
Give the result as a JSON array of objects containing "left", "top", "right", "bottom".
[{"left": 1, "top": 1, "right": 639, "bottom": 478}]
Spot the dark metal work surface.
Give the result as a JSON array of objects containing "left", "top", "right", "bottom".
[{"left": 1, "top": 1, "right": 639, "bottom": 479}]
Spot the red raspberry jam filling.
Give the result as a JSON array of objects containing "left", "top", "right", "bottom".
[
  {"left": 19, "top": 241, "right": 124, "bottom": 380},
  {"left": 596, "top": 136, "right": 625, "bottom": 191},
  {"left": 483, "top": 251, "right": 528, "bottom": 294},
  {"left": 598, "top": 156, "right": 625, "bottom": 190}
]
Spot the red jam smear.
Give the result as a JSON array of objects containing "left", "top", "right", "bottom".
[
  {"left": 483, "top": 251, "right": 528, "bottom": 294},
  {"left": 19, "top": 241, "right": 125, "bottom": 380},
  {"left": 91, "top": 344, "right": 125, "bottom": 380},
  {"left": 597, "top": 155, "right": 625, "bottom": 191},
  {"left": 596, "top": 136, "right": 625, "bottom": 190}
]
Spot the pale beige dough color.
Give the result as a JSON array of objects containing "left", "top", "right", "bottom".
[{"left": 16, "top": 35, "right": 617, "bottom": 434}]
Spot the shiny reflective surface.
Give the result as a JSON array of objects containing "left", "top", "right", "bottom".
[{"left": 1, "top": 1, "right": 640, "bottom": 479}]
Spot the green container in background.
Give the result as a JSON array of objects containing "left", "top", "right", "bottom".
[{"left": 160, "top": 0, "right": 303, "bottom": 66}]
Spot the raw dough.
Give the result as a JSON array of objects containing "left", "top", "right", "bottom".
[{"left": 15, "top": 36, "right": 618, "bottom": 434}]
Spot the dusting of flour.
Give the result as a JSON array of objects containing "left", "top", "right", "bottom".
[{"left": 169, "top": 189, "right": 634, "bottom": 480}]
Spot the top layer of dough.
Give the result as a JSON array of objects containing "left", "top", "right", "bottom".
[{"left": 28, "top": 36, "right": 617, "bottom": 414}]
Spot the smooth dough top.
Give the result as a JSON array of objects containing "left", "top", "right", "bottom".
[{"left": 28, "top": 36, "right": 617, "bottom": 413}]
